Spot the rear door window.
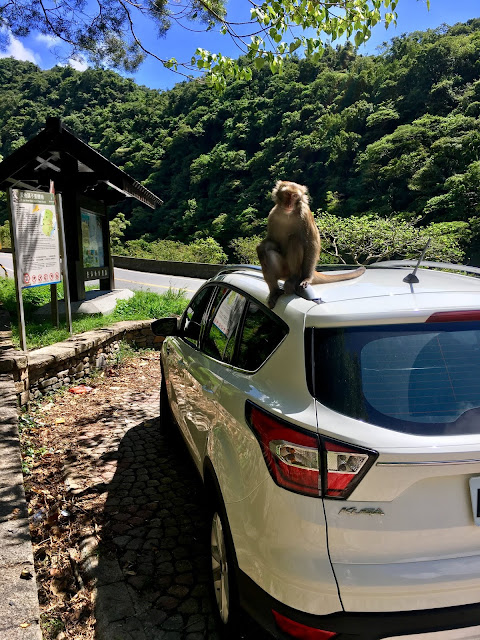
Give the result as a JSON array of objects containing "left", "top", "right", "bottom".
[
  {"left": 235, "top": 301, "right": 288, "bottom": 372},
  {"left": 203, "top": 289, "right": 246, "bottom": 362},
  {"left": 310, "top": 321, "right": 480, "bottom": 435}
]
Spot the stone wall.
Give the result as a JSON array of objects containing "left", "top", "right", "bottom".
[{"left": 0, "top": 318, "right": 163, "bottom": 407}]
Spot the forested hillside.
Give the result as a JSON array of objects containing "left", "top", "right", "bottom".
[{"left": 1, "top": 18, "right": 480, "bottom": 262}]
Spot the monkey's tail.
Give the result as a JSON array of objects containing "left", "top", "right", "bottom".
[{"left": 311, "top": 266, "right": 366, "bottom": 284}]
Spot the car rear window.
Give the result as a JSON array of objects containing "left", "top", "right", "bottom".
[{"left": 310, "top": 321, "right": 480, "bottom": 436}]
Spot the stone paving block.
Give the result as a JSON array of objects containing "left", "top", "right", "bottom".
[
  {"left": 96, "top": 615, "right": 148, "bottom": 640},
  {"left": 95, "top": 556, "right": 124, "bottom": 586},
  {"left": 96, "top": 582, "right": 136, "bottom": 624}
]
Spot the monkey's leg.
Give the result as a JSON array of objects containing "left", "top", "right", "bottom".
[
  {"left": 257, "top": 239, "right": 287, "bottom": 308},
  {"left": 284, "top": 235, "right": 304, "bottom": 295}
]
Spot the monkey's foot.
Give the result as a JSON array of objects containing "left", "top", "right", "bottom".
[
  {"left": 267, "top": 289, "right": 284, "bottom": 309},
  {"left": 283, "top": 277, "right": 298, "bottom": 295}
]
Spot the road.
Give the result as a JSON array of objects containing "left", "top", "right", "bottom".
[{"left": 0, "top": 252, "right": 204, "bottom": 299}]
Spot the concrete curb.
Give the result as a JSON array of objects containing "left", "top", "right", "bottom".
[{"left": 0, "top": 309, "right": 42, "bottom": 640}]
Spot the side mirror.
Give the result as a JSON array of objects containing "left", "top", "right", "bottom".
[{"left": 151, "top": 317, "right": 179, "bottom": 337}]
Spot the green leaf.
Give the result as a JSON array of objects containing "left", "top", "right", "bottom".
[
  {"left": 354, "top": 30, "right": 364, "bottom": 47},
  {"left": 289, "top": 39, "right": 301, "bottom": 53}
]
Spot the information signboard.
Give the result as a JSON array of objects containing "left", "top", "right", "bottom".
[
  {"left": 81, "top": 208, "right": 105, "bottom": 268},
  {"left": 10, "top": 189, "right": 61, "bottom": 288}
]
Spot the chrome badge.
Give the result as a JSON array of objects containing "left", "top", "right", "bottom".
[{"left": 339, "top": 507, "right": 385, "bottom": 516}]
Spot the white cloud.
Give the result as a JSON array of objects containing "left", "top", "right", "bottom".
[
  {"left": 0, "top": 29, "right": 40, "bottom": 64},
  {"left": 68, "top": 56, "right": 88, "bottom": 71},
  {"left": 35, "top": 33, "right": 62, "bottom": 48}
]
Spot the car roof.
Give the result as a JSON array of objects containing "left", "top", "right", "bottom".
[{"left": 214, "top": 265, "right": 480, "bottom": 328}]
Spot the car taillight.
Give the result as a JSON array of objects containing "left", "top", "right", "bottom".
[
  {"left": 427, "top": 310, "right": 480, "bottom": 322},
  {"left": 272, "top": 610, "right": 338, "bottom": 639},
  {"left": 246, "top": 403, "right": 377, "bottom": 499},
  {"left": 322, "top": 437, "right": 377, "bottom": 499},
  {"left": 246, "top": 404, "right": 320, "bottom": 497}
]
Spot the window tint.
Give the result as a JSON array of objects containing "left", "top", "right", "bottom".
[
  {"left": 236, "top": 301, "right": 288, "bottom": 371},
  {"left": 182, "top": 286, "right": 215, "bottom": 348},
  {"left": 203, "top": 289, "right": 246, "bottom": 362},
  {"left": 311, "top": 321, "right": 480, "bottom": 436}
]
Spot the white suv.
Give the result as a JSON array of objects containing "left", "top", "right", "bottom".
[{"left": 153, "top": 262, "right": 480, "bottom": 640}]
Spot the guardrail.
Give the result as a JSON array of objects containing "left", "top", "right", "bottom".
[{"left": 112, "top": 255, "right": 225, "bottom": 280}]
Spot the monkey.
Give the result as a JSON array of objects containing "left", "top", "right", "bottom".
[{"left": 256, "top": 180, "right": 366, "bottom": 309}]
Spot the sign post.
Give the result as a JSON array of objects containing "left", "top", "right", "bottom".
[{"left": 56, "top": 194, "right": 72, "bottom": 334}]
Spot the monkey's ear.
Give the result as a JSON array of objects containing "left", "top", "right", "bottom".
[{"left": 272, "top": 180, "right": 283, "bottom": 201}]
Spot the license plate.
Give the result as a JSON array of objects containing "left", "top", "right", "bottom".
[{"left": 469, "top": 477, "right": 480, "bottom": 525}]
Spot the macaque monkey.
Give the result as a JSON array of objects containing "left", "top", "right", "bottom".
[{"left": 256, "top": 180, "right": 366, "bottom": 309}]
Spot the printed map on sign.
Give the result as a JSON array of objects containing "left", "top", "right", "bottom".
[{"left": 40, "top": 206, "right": 56, "bottom": 237}]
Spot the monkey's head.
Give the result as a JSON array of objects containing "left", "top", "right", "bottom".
[{"left": 272, "top": 180, "right": 309, "bottom": 213}]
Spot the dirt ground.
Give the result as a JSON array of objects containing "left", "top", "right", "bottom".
[{"left": 20, "top": 350, "right": 162, "bottom": 640}]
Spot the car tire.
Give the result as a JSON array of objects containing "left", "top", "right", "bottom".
[
  {"left": 208, "top": 494, "right": 241, "bottom": 639},
  {"left": 159, "top": 357, "right": 174, "bottom": 431}
]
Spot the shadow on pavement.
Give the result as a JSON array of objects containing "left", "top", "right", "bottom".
[
  {"left": 93, "top": 409, "right": 271, "bottom": 640},
  {"left": 95, "top": 414, "right": 218, "bottom": 640}
]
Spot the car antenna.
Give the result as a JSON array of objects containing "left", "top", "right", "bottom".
[{"left": 403, "top": 238, "right": 431, "bottom": 284}]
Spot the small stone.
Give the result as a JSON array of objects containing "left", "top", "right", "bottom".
[
  {"left": 167, "top": 585, "right": 189, "bottom": 599},
  {"left": 161, "top": 615, "right": 183, "bottom": 631},
  {"left": 156, "top": 595, "right": 179, "bottom": 611},
  {"left": 175, "top": 559, "right": 193, "bottom": 573},
  {"left": 128, "top": 575, "right": 147, "bottom": 590},
  {"left": 113, "top": 535, "right": 131, "bottom": 548},
  {"left": 178, "top": 598, "right": 199, "bottom": 615},
  {"left": 185, "top": 614, "right": 205, "bottom": 633}
]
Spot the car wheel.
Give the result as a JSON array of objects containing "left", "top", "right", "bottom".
[{"left": 209, "top": 499, "right": 240, "bottom": 638}]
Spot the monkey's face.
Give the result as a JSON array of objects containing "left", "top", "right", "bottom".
[{"left": 272, "top": 181, "right": 308, "bottom": 213}]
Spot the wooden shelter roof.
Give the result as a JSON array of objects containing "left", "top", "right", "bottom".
[{"left": 0, "top": 117, "right": 162, "bottom": 209}]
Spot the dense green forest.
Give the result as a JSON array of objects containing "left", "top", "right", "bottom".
[{"left": 1, "top": 18, "right": 480, "bottom": 263}]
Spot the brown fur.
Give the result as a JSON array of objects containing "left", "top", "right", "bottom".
[{"left": 256, "top": 180, "right": 365, "bottom": 308}]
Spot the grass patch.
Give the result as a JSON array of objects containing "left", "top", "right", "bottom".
[{"left": 0, "top": 279, "right": 188, "bottom": 349}]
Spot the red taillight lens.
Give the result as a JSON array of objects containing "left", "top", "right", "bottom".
[
  {"left": 246, "top": 403, "right": 377, "bottom": 499},
  {"left": 322, "top": 437, "right": 377, "bottom": 499},
  {"left": 427, "top": 310, "right": 480, "bottom": 323},
  {"left": 247, "top": 404, "right": 320, "bottom": 497},
  {"left": 272, "top": 610, "right": 338, "bottom": 639}
]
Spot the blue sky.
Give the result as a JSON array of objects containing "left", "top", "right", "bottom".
[{"left": 1, "top": 0, "right": 479, "bottom": 90}]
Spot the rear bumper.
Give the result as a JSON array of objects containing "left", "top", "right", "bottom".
[{"left": 238, "top": 569, "right": 480, "bottom": 640}]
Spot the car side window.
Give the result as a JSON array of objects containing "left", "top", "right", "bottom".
[
  {"left": 181, "top": 286, "right": 215, "bottom": 348},
  {"left": 235, "top": 301, "right": 288, "bottom": 371},
  {"left": 203, "top": 289, "right": 246, "bottom": 363}
]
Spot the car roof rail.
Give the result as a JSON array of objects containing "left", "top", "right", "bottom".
[
  {"left": 217, "top": 263, "right": 364, "bottom": 277},
  {"left": 370, "top": 260, "right": 480, "bottom": 277},
  {"left": 216, "top": 264, "right": 263, "bottom": 276}
]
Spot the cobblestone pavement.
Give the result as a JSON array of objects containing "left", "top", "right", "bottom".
[{"left": 61, "top": 373, "right": 269, "bottom": 640}]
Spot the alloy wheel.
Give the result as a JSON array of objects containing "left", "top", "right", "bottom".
[{"left": 211, "top": 511, "right": 229, "bottom": 624}]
